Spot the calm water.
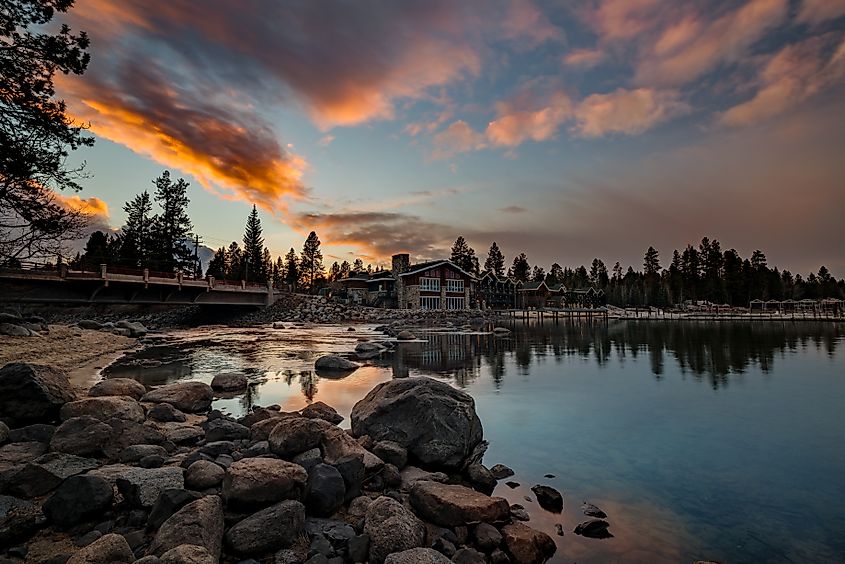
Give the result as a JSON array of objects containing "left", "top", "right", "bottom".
[{"left": 105, "top": 320, "right": 845, "bottom": 563}]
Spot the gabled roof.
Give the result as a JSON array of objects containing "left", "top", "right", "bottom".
[
  {"left": 519, "top": 280, "right": 548, "bottom": 292},
  {"left": 480, "top": 270, "right": 516, "bottom": 285},
  {"left": 398, "top": 259, "right": 477, "bottom": 280}
]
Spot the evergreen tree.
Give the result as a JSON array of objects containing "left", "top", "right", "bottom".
[
  {"left": 589, "top": 258, "right": 608, "bottom": 287},
  {"left": 261, "top": 247, "right": 272, "bottom": 285},
  {"left": 328, "top": 261, "right": 340, "bottom": 281},
  {"left": 339, "top": 260, "right": 351, "bottom": 279},
  {"left": 547, "top": 263, "right": 564, "bottom": 286},
  {"left": 150, "top": 171, "right": 193, "bottom": 273},
  {"left": 450, "top": 236, "right": 479, "bottom": 274},
  {"left": 272, "top": 256, "right": 285, "bottom": 288},
  {"left": 511, "top": 253, "right": 530, "bottom": 282},
  {"left": 531, "top": 265, "right": 545, "bottom": 282},
  {"left": 120, "top": 191, "right": 153, "bottom": 268},
  {"left": 299, "top": 231, "right": 324, "bottom": 291},
  {"left": 242, "top": 205, "right": 266, "bottom": 282},
  {"left": 81, "top": 231, "right": 114, "bottom": 270},
  {"left": 484, "top": 242, "right": 505, "bottom": 276},
  {"left": 207, "top": 247, "right": 227, "bottom": 279},
  {"left": 352, "top": 258, "right": 364, "bottom": 272},
  {"left": 284, "top": 247, "right": 299, "bottom": 289},
  {"left": 227, "top": 241, "right": 242, "bottom": 279}
]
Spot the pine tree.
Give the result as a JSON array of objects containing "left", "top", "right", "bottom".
[
  {"left": 261, "top": 247, "right": 272, "bottom": 285},
  {"left": 242, "top": 205, "right": 265, "bottom": 282},
  {"left": 531, "top": 265, "right": 545, "bottom": 282},
  {"left": 547, "top": 263, "right": 564, "bottom": 285},
  {"left": 284, "top": 248, "right": 299, "bottom": 290},
  {"left": 207, "top": 247, "right": 228, "bottom": 279},
  {"left": 484, "top": 242, "right": 506, "bottom": 276},
  {"left": 353, "top": 258, "right": 364, "bottom": 272},
  {"left": 339, "top": 260, "right": 351, "bottom": 279},
  {"left": 450, "top": 236, "right": 479, "bottom": 274},
  {"left": 120, "top": 191, "right": 153, "bottom": 268},
  {"left": 150, "top": 171, "right": 193, "bottom": 273},
  {"left": 273, "top": 256, "right": 285, "bottom": 288},
  {"left": 328, "top": 261, "right": 340, "bottom": 281},
  {"left": 299, "top": 231, "right": 324, "bottom": 291},
  {"left": 511, "top": 253, "right": 530, "bottom": 282},
  {"left": 227, "top": 242, "right": 242, "bottom": 279}
]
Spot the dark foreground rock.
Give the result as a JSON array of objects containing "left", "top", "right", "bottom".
[
  {"left": 409, "top": 481, "right": 510, "bottom": 527},
  {"left": 225, "top": 500, "right": 305, "bottom": 554},
  {"left": 531, "top": 484, "right": 563, "bottom": 513},
  {"left": 501, "top": 522, "right": 557, "bottom": 564},
  {"left": 149, "top": 495, "right": 225, "bottom": 559},
  {"left": 351, "top": 376, "right": 483, "bottom": 468},
  {"left": 42, "top": 474, "right": 113, "bottom": 527},
  {"left": 0, "top": 363, "right": 77, "bottom": 426},
  {"left": 573, "top": 518, "right": 612, "bottom": 538},
  {"left": 364, "top": 496, "right": 425, "bottom": 564},
  {"left": 141, "top": 381, "right": 214, "bottom": 413}
]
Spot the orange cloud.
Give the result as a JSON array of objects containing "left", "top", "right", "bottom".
[
  {"left": 563, "top": 48, "right": 606, "bottom": 68},
  {"left": 432, "top": 121, "right": 487, "bottom": 159},
  {"left": 719, "top": 34, "right": 845, "bottom": 127},
  {"left": 486, "top": 92, "right": 572, "bottom": 147},
  {"left": 797, "top": 0, "right": 845, "bottom": 26},
  {"left": 634, "top": 0, "right": 789, "bottom": 87},
  {"left": 587, "top": 0, "right": 665, "bottom": 42},
  {"left": 53, "top": 193, "right": 110, "bottom": 219},
  {"left": 573, "top": 88, "right": 687, "bottom": 137}
]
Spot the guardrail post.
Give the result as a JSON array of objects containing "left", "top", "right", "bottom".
[
  {"left": 100, "top": 264, "right": 107, "bottom": 279},
  {"left": 177, "top": 272, "right": 183, "bottom": 289},
  {"left": 241, "top": 280, "right": 246, "bottom": 290},
  {"left": 58, "top": 263, "right": 68, "bottom": 279},
  {"left": 143, "top": 268, "right": 149, "bottom": 282},
  {"left": 208, "top": 276, "right": 214, "bottom": 291}
]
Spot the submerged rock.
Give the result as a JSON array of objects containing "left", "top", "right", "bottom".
[
  {"left": 573, "top": 518, "right": 612, "bottom": 539},
  {"left": 581, "top": 502, "right": 607, "bottom": 519},
  {"left": 210, "top": 372, "right": 248, "bottom": 392},
  {"left": 531, "top": 485, "right": 563, "bottom": 513},
  {"left": 489, "top": 463, "right": 515, "bottom": 479},
  {"left": 314, "top": 355, "right": 360, "bottom": 372},
  {"left": 351, "top": 376, "right": 483, "bottom": 468}
]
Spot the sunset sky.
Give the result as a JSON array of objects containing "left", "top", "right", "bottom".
[{"left": 56, "top": 0, "right": 845, "bottom": 275}]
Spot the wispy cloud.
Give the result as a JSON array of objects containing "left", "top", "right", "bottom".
[{"left": 573, "top": 88, "right": 688, "bottom": 137}]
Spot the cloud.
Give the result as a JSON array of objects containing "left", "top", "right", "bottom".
[
  {"left": 486, "top": 91, "right": 572, "bottom": 146},
  {"left": 432, "top": 121, "right": 487, "bottom": 159},
  {"left": 585, "top": 0, "right": 665, "bottom": 42},
  {"left": 59, "top": 60, "right": 308, "bottom": 214},
  {"left": 563, "top": 48, "right": 606, "bottom": 68},
  {"left": 719, "top": 34, "right": 845, "bottom": 127},
  {"left": 573, "top": 88, "right": 688, "bottom": 137},
  {"left": 634, "top": 0, "right": 789, "bottom": 87},
  {"left": 53, "top": 193, "right": 110, "bottom": 220},
  {"left": 318, "top": 135, "right": 335, "bottom": 147},
  {"left": 797, "top": 0, "right": 845, "bottom": 26},
  {"left": 500, "top": 0, "right": 564, "bottom": 47},
  {"left": 500, "top": 205, "right": 527, "bottom": 214}
]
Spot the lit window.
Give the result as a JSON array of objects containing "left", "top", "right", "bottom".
[
  {"left": 420, "top": 296, "right": 441, "bottom": 310},
  {"left": 446, "top": 297, "right": 465, "bottom": 310},
  {"left": 446, "top": 279, "right": 464, "bottom": 292},
  {"left": 420, "top": 277, "right": 440, "bottom": 291}
]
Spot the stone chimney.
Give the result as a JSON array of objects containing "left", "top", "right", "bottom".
[{"left": 392, "top": 253, "right": 410, "bottom": 276}]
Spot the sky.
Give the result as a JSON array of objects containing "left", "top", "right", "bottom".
[{"left": 53, "top": 0, "right": 845, "bottom": 276}]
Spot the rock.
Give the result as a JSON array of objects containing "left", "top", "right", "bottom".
[
  {"left": 530, "top": 485, "right": 562, "bottom": 513},
  {"left": 399, "top": 465, "right": 449, "bottom": 490},
  {"left": 489, "top": 464, "right": 514, "bottom": 479},
  {"left": 88, "top": 378, "right": 147, "bottom": 400},
  {"left": 60, "top": 396, "right": 145, "bottom": 423},
  {"left": 160, "top": 544, "right": 216, "bottom": 564},
  {"left": 147, "top": 489, "right": 202, "bottom": 531},
  {"left": 292, "top": 447, "right": 322, "bottom": 471},
  {"left": 396, "top": 330, "right": 416, "bottom": 340},
  {"left": 364, "top": 496, "right": 425, "bottom": 564},
  {"left": 492, "top": 327, "right": 511, "bottom": 334},
  {"left": 453, "top": 548, "right": 487, "bottom": 564},
  {"left": 50, "top": 416, "right": 112, "bottom": 456},
  {"left": 203, "top": 418, "right": 249, "bottom": 442},
  {"left": 554, "top": 524, "right": 563, "bottom": 536},
  {"left": 249, "top": 415, "right": 291, "bottom": 442},
  {"left": 0, "top": 422, "right": 9, "bottom": 445},
  {"left": 140, "top": 454, "right": 165, "bottom": 468},
  {"left": 8, "top": 423, "right": 55, "bottom": 443},
  {"left": 0, "top": 363, "right": 76, "bottom": 426},
  {"left": 141, "top": 382, "right": 214, "bottom": 413},
  {"left": 108, "top": 417, "right": 169, "bottom": 453},
  {"left": 331, "top": 454, "right": 364, "bottom": 501},
  {"left": 581, "top": 502, "right": 607, "bottom": 519},
  {"left": 347, "top": 495, "right": 374, "bottom": 522},
  {"left": 77, "top": 320, "right": 102, "bottom": 330},
  {"left": 115, "top": 319, "right": 148, "bottom": 337},
  {"left": 306, "top": 463, "right": 345, "bottom": 517},
  {"left": 147, "top": 403, "right": 187, "bottom": 423},
  {"left": 384, "top": 548, "right": 451, "bottom": 563},
  {"left": 90, "top": 465, "right": 184, "bottom": 508},
  {"left": 273, "top": 322, "right": 286, "bottom": 329},
  {"left": 119, "top": 444, "right": 168, "bottom": 463},
  {"left": 149, "top": 495, "right": 224, "bottom": 560},
  {"left": 210, "top": 372, "right": 248, "bottom": 392},
  {"left": 509, "top": 504, "right": 530, "bottom": 522},
  {"left": 300, "top": 401, "right": 343, "bottom": 424},
  {"left": 147, "top": 421, "right": 204, "bottom": 444},
  {"left": 354, "top": 341, "right": 384, "bottom": 354},
  {"left": 321, "top": 426, "right": 383, "bottom": 474},
  {"left": 466, "top": 463, "right": 497, "bottom": 494},
  {"left": 225, "top": 500, "right": 305, "bottom": 555},
  {"left": 350, "top": 377, "right": 483, "bottom": 468},
  {"left": 184, "top": 461, "right": 222, "bottom": 491},
  {"left": 222, "top": 458, "right": 307, "bottom": 509},
  {"left": 0, "top": 452, "right": 98, "bottom": 497},
  {"left": 0, "top": 322, "right": 33, "bottom": 336},
  {"left": 372, "top": 440, "right": 407, "bottom": 469},
  {"left": 269, "top": 417, "right": 329, "bottom": 457},
  {"left": 0, "top": 494, "right": 40, "bottom": 545},
  {"left": 0, "top": 441, "right": 48, "bottom": 470},
  {"left": 500, "top": 523, "right": 556, "bottom": 564},
  {"left": 409, "top": 481, "right": 509, "bottom": 527},
  {"left": 66, "top": 533, "right": 134, "bottom": 564},
  {"left": 347, "top": 534, "right": 369, "bottom": 563},
  {"left": 314, "top": 355, "right": 359, "bottom": 373},
  {"left": 473, "top": 522, "right": 503, "bottom": 553},
  {"left": 572, "top": 519, "right": 612, "bottom": 539},
  {"left": 42, "top": 475, "right": 113, "bottom": 527},
  {"left": 490, "top": 549, "right": 511, "bottom": 564}
]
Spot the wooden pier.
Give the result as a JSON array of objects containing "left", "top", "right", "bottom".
[{"left": 506, "top": 307, "right": 609, "bottom": 322}]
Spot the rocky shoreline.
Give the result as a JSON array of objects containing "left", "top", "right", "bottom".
[{"left": 0, "top": 358, "right": 596, "bottom": 564}]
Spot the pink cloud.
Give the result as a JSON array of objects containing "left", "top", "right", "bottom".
[
  {"left": 797, "top": 0, "right": 845, "bottom": 26},
  {"left": 719, "top": 34, "right": 845, "bottom": 127},
  {"left": 432, "top": 120, "right": 487, "bottom": 159},
  {"left": 563, "top": 48, "right": 606, "bottom": 68},
  {"left": 501, "top": 0, "right": 564, "bottom": 47},
  {"left": 486, "top": 92, "right": 572, "bottom": 147},
  {"left": 573, "top": 88, "right": 688, "bottom": 137}
]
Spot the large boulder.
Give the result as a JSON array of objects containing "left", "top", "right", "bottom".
[
  {"left": 50, "top": 416, "right": 112, "bottom": 456},
  {"left": 185, "top": 460, "right": 225, "bottom": 489},
  {"left": 409, "top": 482, "right": 509, "bottom": 527},
  {"left": 364, "top": 496, "right": 425, "bottom": 564},
  {"left": 0, "top": 452, "right": 98, "bottom": 498},
  {"left": 210, "top": 372, "right": 248, "bottom": 392},
  {"left": 0, "top": 363, "right": 76, "bottom": 426},
  {"left": 500, "top": 522, "right": 557, "bottom": 564},
  {"left": 222, "top": 458, "right": 307, "bottom": 509},
  {"left": 42, "top": 475, "right": 114, "bottom": 527},
  {"left": 141, "top": 382, "right": 214, "bottom": 413},
  {"left": 300, "top": 401, "right": 343, "bottom": 424},
  {"left": 8, "top": 423, "right": 55, "bottom": 443},
  {"left": 384, "top": 548, "right": 452, "bottom": 564},
  {"left": 116, "top": 467, "right": 185, "bottom": 507},
  {"left": 88, "top": 378, "right": 147, "bottom": 400},
  {"left": 306, "top": 463, "right": 345, "bottom": 517},
  {"left": 269, "top": 416, "right": 329, "bottom": 457},
  {"left": 160, "top": 544, "right": 216, "bottom": 564},
  {"left": 60, "top": 396, "right": 145, "bottom": 423},
  {"left": 225, "top": 500, "right": 305, "bottom": 555},
  {"left": 530, "top": 485, "right": 562, "bottom": 513},
  {"left": 0, "top": 323, "right": 33, "bottom": 337},
  {"left": 147, "top": 489, "right": 203, "bottom": 531},
  {"left": 149, "top": 495, "right": 225, "bottom": 560},
  {"left": 351, "top": 377, "right": 483, "bottom": 468},
  {"left": 321, "top": 425, "right": 383, "bottom": 474},
  {"left": 66, "top": 533, "right": 134, "bottom": 564}
]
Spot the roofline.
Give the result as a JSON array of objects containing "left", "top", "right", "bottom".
[{"left": 398, "top": 260, "right": 478, "bottom": 280}]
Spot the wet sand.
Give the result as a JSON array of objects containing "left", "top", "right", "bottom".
[{"left": 0, "top": 325, "right": 138, "bottom": 392}]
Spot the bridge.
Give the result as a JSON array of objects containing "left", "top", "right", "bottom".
[{"left": 0, "top": 263, "right": 277, "bottom": 306}]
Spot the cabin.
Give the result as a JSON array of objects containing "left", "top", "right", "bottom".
[
  {"left": 338, "top": 269, "right": 397, "bottom": 308},
  {"left": 518, "top": 281, "right": 606, "bottom": 309},
  {"left": 477, "top": 270, "right": 519, "bottom": 309},
  {"left": 393, "top": 254, "right": 476, "bottom": 310}
]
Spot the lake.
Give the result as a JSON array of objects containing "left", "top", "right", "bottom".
[{"left": 104, "top": 319, "right": 845, "bottom": 563}]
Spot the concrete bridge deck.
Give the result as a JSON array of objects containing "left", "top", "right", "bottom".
[{"left": 0, "top": 264, "right": 276, "bottom": 306}]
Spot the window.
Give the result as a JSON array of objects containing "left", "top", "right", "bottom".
[
  {"left": 420, "top": 296, "right": 441, "bottom": 310},
  {"left": 420, "top": 277, "right": 440, "bottom": 291},
  {"left": 446, "top": 297, "right": 465, "bottom": 310},
  {"left": 446, "top": 279, "right": 464, "bottom": 293}
]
